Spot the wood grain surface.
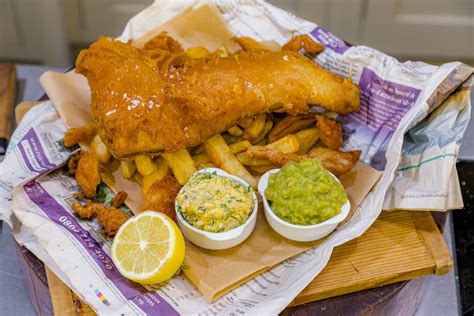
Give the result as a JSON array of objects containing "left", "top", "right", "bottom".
[
  {"left": 15, "top": 101, "right": 452, "bottom": 315},
  {"left": 45, "top": 267, "right": 95, "bottom": 316},
  {"left": 290, "top": 210, "right": 451, "bottom": 306},
  {"left": 45, "top": 267, "right": 78, "bottom": 316},
  {"left": 15, "top": 101, "right": 41, "bottom": 124},
  {"left": 0, "top": 64, "right": 16, "bottom": 143}
]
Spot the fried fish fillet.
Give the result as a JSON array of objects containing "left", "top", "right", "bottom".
[{"left": 76, "top": 33, "right": 359, "bottom": 158}]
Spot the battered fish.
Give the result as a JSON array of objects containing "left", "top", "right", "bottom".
[{"left": 75, "top": 33, "right": 359, "bottom": 158}]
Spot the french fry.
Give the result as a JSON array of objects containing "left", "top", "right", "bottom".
[
  {"left": 227, "top": 125, "right": 243, "bottom": 136},
  {"left": 265, "top": 134, "right": 300, "bottom": 153},
  {"left": 162, "top": 148, "right": 196, "bottom": 185},
  {"left": 141, "top": 157, "right": 170, "bottom": 194},
  {"left": 236, "top": 152, "right": 270, "bottom": 166},
  {"left": 204, "top": 134, "right": 257, "bottom": 188},
  {"left": 236, "top": 135, "right": 300, "bottom": 166},
  {"left": 90, "top": 134, "right": 111, "bottom": 163},
  {"left": 251, "top": 120, "right": 273, "bottom": 144},
  {"left": 295, "top": 128, "right": 320, "bottom": 154},
  {"left": 192, "top": 153, "right": 210, "bottom": 165},
  {"left": 222, "top": 133, "right": 242, "bottom": 144},
  {"left": 192, "top": 140, "right": 252, "bottom": 165},
  {"left": 120, "top": 160, "right": 136, "bottom": 179},
  {"left": 250, "top": 164, "right": 276, "bottom": 174},
  {"left": 135, "top": 155, "right": 157, "bottom": 176},
  {"left": 186, "top": 47, "right": 209, "bottom": 58},
  {"left": 229, "top": 140, "right": 252, "bottom": 153},
  {"left": 267, "top": 115, "right": 315, "bottom": 143},
  {"left": 243, "top": 113, "right": 266, "bottom": 140}
]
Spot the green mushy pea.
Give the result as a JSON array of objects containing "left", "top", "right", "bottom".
[
  {"left": 177, "top": 172, "right": 255, "bottom": 233},
  {"left": 265, "top": 159, "right": 347, "bottom": 225}
]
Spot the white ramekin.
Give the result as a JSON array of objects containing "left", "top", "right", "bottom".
[
  {"left": 258, "top": 168, "right": 350, "bottom": 242},
  {"left": 175, "top": 168, "right": 258, "bottom": 250}
]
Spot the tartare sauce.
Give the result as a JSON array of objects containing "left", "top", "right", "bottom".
[{"left": 177, "top": 172, "right": 254, "bottom": 233}]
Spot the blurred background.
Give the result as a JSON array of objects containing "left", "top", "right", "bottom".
[{"left": 0, "top": 0, "right": 472, "bottom": 67}]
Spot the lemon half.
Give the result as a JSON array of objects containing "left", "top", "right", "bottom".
[{"left": 111, "top": 211, "right": 185, "bottom": 284}]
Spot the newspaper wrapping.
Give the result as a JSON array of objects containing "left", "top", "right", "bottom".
[{"left": 0, "top": 0, "right": 472, "bottom": 315}]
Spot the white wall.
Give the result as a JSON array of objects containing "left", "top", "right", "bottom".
[{"left": 0, "top": 0, "right": 472, "bottom": 66}]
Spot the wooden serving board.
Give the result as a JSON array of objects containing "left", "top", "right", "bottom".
[
  {"left": 291, "top": 210, "right": 451, "bottom": 306},
  {"left": 0, "top": 64, "right": 16, "bottom": 154},
  {"left": 15, "top": 102, "right": 452, "bottom": 315}
]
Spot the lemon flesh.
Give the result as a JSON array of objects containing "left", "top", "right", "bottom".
[{"left": 111, "top": 211, "right": 185, "bottom": 284}]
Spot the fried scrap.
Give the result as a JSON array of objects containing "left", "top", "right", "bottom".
[
  {"left": 72, "top": 192, "right": 85, "bottom": 200},
  {"left": 96, "top": 206, "right": 128, "bottom": 236},
  {"left": 143, "top": 31, "right": 183, "bottom": 53},
  {"left": 308, "top": 147, "right": 361, "bottom": 176},
  {"left": 267, "top": 115, "right": 315, "bottom": 143},
  {"left": 232, "top": 37, "right": 269, "bottom": 52},
  {"left": 71, "top": 200, "right": 95, "bottom": 219},
  {"left": 142, "top": 175, "right": 181, "bottom": 221},
  {"left": 246, "top": 146, "right": 361, "bottom": 176},
  {"left": 63, "top": 123, "right": 97, "bottom": 147},
  {"left": 247, "top": 146, "right": 305, "bottom": 166},
  {"left": 76, "top": 152, "right": 101, "bottom": 198},
  {"left": 71, "top": 199, "right": 128, "bottom": 236},
  {"left": 111, "top": 191, "right": 127, "bottom": 208},
  {"left": 282, "top": 34, "right": 324, "bottom": 54},
  {"left": 316, "top": 115, "right": 343, "bottom": 149},
  {"left": 67, "top": 152, "right": 82, "bottom": 175}
]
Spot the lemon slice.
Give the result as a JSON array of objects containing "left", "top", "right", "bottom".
[{"left": 111, "top": 211, "right": 185, "bottom": 284}]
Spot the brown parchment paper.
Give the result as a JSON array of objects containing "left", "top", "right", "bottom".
[{"left": 39, "top": 4, "right": 381, "bottom": 302}]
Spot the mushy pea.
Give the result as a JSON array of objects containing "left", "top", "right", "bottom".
[
  {"left": 265, "top": 159, "right": 347, "bottom": 225},
  {"left": 177, "top": 172, "right": 254, "bottom": 233}
]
